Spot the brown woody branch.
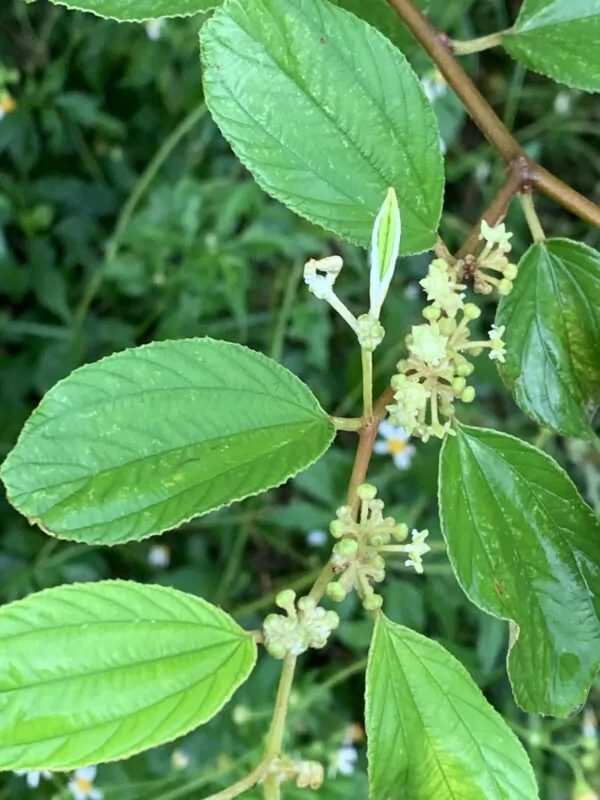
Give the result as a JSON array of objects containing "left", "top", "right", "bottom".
[{"left": 385, "top": 0, "right": 600, "bottom": 231}]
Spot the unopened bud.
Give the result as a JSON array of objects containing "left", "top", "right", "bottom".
[
  {"left": 330, "top": 520, "right": 345, "bottom": 538},
  {"left": 335, "top": 538, "right": 359, "bottom": 558},
  {"left": 463, "top": 303, "right": 481, "bottom": 320},
  {"left": 461, "top": 386, "right": 476, "bottom": 403},
  {"left": 452, "top": 376, "right": 466, "bottom": 393},
  {"left": 498, "top": 279, "right": 513, "bottom": 295},
  {"left": 357, "top": 483, "right": 377, "bottom": 501},
  {"left": 327, "top": 582, "right": 347, "bottom": 602}
]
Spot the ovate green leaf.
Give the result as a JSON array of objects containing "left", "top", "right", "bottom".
[
  {"left": 497, "top": 239, "right": 600, "bottom": 438},
  {"left": 0, "top": 581, "right": 256, "bottom": 770},
  {"left": 503, "top": 0, "right": 600, "bottom": 92},
  {"left": 439, "top": 424, "right": 600, "bottom": 715},
  {"left": 366, "top": 615, "right": 538, "bottom": 799},
  {"left": 201, "top": 0, "right": 444, "bottom": 253},
  {"left": 1, "top": 338, "right": 334, "bottom": 544},
  {"left": 47, "top": 0, "right": 218, "bottom": 21}
]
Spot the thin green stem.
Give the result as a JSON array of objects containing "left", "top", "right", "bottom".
[
  {"left": 270, "top": 262, "right": 304, "bottom": 362},
  {"left": 361, "top": 349, "right": 374, "bottom": 422},
  {"left": 201, "top": 762, "right": 268, "bottom": 800},
  {"left": 73, "top": 102, "right": 207, "bottom": 340},
  {"left": 452, "top": 30, "right": 507, "bottom": 56},
  {"left": 264, "top": 655, "right": 298, "bottom": 760},
  {"left": 308, "top": 564, "right": 335, "bottom": 603},
  {"left": 519, "top": 192, "right": 546, "bottom": 243}
]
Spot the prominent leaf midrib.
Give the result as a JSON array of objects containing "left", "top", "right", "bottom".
[
  {"left": 10, "top": 382, "right": 321, "bottom": 441},
  {"left": 7, "top": 417, "right": 323, "bottom": 493},
  {"left": 382, "top": 631, "right": 462, "bottom": 800},
  {"left": 463, "top": 434, "right": 599, "bottom": 632},
  {"left": 2, "top": 640, "right": 249, "bottom": 749},
  {"left": 398, "top": 635, "right": 507, "bottom": 800},
  {"left": 0, "top": 617, "right": 240, "bottom": 647},
  {"left": 288, "top": 0, "right": 433, "bottom": 208},
  {"left": 210, "top": 2, "right": 434, "bottom": 228},
  {"left": 21, "top": 420, "right": 328, "bottom": 536},
  {"left": 453, "top": 437, "right": 503, "bottom": 602}
]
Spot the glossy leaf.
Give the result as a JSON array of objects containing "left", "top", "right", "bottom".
[
  {"left": 366, "top": 615, "right": 538, "bottom": 799},
  {"left": 439, "top": 424, "right": 600, "bottom": 715},
  {"left": 503, "top": 1, "right": 600, "bottom": 92},
  {"left": 201, "top": 0, "right": 444, "bottom": 253},
  {"left": 497, "top": 239, "right": 600, "bottom": 438},
  {"left": 0, "top": 581, "right": 256, "bottom": 770},
  {"left": 1, "top": 338, "right": 334, "bottom": 544},
  {"left": 47, "top": 0, "right": 218, "bottom": 21}
]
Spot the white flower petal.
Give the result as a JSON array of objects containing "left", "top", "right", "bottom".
[
  {"left": 373, "top": 441, "right": 390, "bottom": 455},
  {"left": 77, "top": 767, "right": 97, "bottom": 782}
]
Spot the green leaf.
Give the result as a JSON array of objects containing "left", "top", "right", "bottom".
[
  {"left": 366, "top": 615, "right": 538, "bottom": 799},
  {"left": 46, "top": 0, "right": 218, "bottom": 21},
  {"left": 503, "top": 0, "right": 600, "bottom": 92},
  {"left": 439, "top": 424, "right": 600, "bottom": 716},
  {"left": 497, "top": 239, "right": 600, "bottom": 438},
  {"left": 330, "top": 0, "right": 429, "bottom": 53},
  {"left": 1, "top": 338, "right": 334, "bottom": 545},
  {"left": 200, "top": 0, "right": 444, "bottom": 254},
  {"left": 0, "top": 580, "right": 256, "bottom": 770}
]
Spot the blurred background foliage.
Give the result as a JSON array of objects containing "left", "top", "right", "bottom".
[{"left": 1, "top": 0, "right": 600, "bottom": 797}]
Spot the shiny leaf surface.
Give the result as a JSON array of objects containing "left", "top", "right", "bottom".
[
  {"left": 1, "top": 338, "right": 334, "bottom": 544},
  {"left": 503, "top": 0, "right": 600, "bottom": 92},
  {"left": 201, "top": 0, "right": 444, "bottom": 253},
  {"left": 497, "top": 239, "right": 600, "bottom": 438},
  {"left": 366, "top": 615, "right": 538, "bottom": 799},
  {"left": 439, "top": 424, "right": 600, "bottom": 715},
  {"left": 0, "top": 581, "right": 256, "bottom": 770},
  {"left": 48, "top": 0, "right": 217, "bottom": 20}
]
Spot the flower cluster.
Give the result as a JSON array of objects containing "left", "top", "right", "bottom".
[
  {"left": 267, "top": 757, "right": 325, "bottom": 791},
  {"left": 387, "top": 222, "right": 515, "bottom": 441},
  {"left": 326, "top": 484, "right": 430, "bottom": 609},
  {"left": 262, "top": 590, "right": 339, "bottom": 659}
]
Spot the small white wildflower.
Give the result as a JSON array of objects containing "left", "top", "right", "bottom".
[
  {"left": 403, "top": 529, "right": 431, "bottom": 574},
  {"left": 403, "top": 282, "right": 420, "bottom": 300},
  {"left": 475, "top": 161, "right": 491, "bottom": 184},
  {"left": 145, "top": 19, "right": 165, "bottom": 40},
  {"left": 68, "top": 766, "right": 102, "bottom": 800},
  {"left": 14, "top": 770, "right": 51, "bottom": 788},
  {"left": 554, "top": 91, "right": 573, "bottom": 116},
  {"left": 171, "top": 750, "right": 190, "bottom": 771},
  {"left": 373, "top": 421, "right": 416, "bottom": 470},
  {"left": 307, "top": 530, "right": 328, "bottom": 547},
  {"left": 421, "top": 69, "right": 447, "bottom": 103},
  {"left": 328, "top": 745, "right": 358, "bottom": 778},
  {"left": 148, "top": 544, "right": 170, "bottom": 568},
  {"left": 409, "top": 323, "right": 449, "bottom": 366}
]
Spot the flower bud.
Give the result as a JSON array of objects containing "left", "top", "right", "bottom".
[
  {"left": 463, "top": 303, "right": 481, "bottom": 320},
  {"left": 334, "top": 538, "right": 359, "bottom": 558},
  {"left": 461, "top": 386, "right": 476, "bottom": 403},
  {"left": 327, "top": 582, "right": 347, "bottom": 603},
  {"left": 357, "top": 483, "right": 378, "bottom": 501},
  {"left": 498, "top": 278, "right": 513, "bottom": 295},
  {"left": 329, "top": 520, "right": 345, "bottom": 538},
  {"left": 392, "top": 522, "right": 409, "bottom": 542}
]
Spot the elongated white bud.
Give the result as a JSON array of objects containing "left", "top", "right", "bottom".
[{"left": 369, "top": 187, "right": 401, "bottom": 318}]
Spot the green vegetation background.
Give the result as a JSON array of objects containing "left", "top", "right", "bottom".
[{"left": 1, "top": 0, "right": 599, "bottom": 797}]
